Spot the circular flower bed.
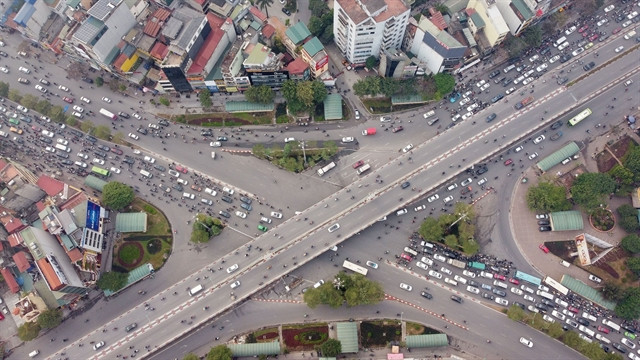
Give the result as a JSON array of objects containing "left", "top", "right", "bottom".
[
  {"left": 118, "top": 242, "right": 145, "bottom": 268},
  {"left": 590, "top": 208, "right": 615, "bottom": 232}
]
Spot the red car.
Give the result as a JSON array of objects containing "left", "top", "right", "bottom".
[
  {"left": 539, "top": 244, "right": 550, "bottom": 253},
  {"left": 578, "top": 25, "right": 589, "bottom": 33},
  {"left": 392, "top": 126, "right": 404, "bottom": 133},
  {"left": 352, "top": 160, "right": 365, "bottom": 169},
  {"left": 613, "top": 27, "right": 622, "bottom": 34},
  {"left": 589, "top": 34, "right": 599, "bottom": 41},
  {"left": 110, "top": 147, "right": 123, "bottom": 155},
  {"left": 175, "top": 165, "right": 188, "bottom": 174},
  {"left": 62, "top": 96, "right": 74, "bottom": 104},
  {"left": 493, "top": 274, "right": 506, "bottom": 281},
  {"left": 0, "top": 312, "right": 4, "bottom": 321},
  {"left": 568, "top": 305, "right": 579, "bottom": 313},
  {"left": 597, "top": 325, "right": 610, "bottom": 334},
  {"left": 31, "top": 125, "right": 41, "bottom": 132},
  {"left": 508, "top": 278, "right": 520, "bottom": 285},
  {"left": 504, "top": 159, "right": 513, "bottom": 166}
]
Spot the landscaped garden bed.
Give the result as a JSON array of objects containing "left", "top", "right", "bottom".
[
  {"left": 361, "top": 320, "right": 402, "bottom": 347},
  {"left": 252, "top": 327, "right": 279, "bottom": 343},
  {"left": 282, "top": 324, "right": 328, "bottom": 351}
]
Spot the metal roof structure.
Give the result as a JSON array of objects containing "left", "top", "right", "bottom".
[
  {"left": 405, "top": 334, "right": 449, "bottom": 348},
  {"left": 84, "top": 175, "right": 107, "bottom": 192},
  {"left": 561, "top": 275, "right": 616, "bottom": 310},
  {"left": 302, "top": 37, "right": 324, "bottom": 57},
  {"left": 88, "top": 0, "right": 123, "bottom": 21},
  {"left": 549, "top": 210, "right": 583, "bottom": 231},
  {"left": 391, "top": 94, "right": 427, "bottom": 104},
  {"left": 536, "top": 142, "right": 580, "bottom": 172},
  {"left": 115, "top": 212, "right": 148, "bottom": 233},
  {"left": 103, "top": 263, "right": 154, "bottom": 296},
  {"left": 336, "top": 322, "right": 358, "bottom": 353},
  {"left": 225, "top": 101, "right": 274, "bottom": 112},
  {"left": 285, "top": 22, "right": 311, "bottom": 45},
  {"left": 228, "top": 341, "right": 281, "bottom": 357},
  {"left": 323, "top": 93, "right": 343, "bottom": 120}
]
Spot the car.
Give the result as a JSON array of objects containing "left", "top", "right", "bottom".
[
  {"left": 533, "top": 135, "right": 545, "bottom": 144},
  {"left": 486, "top": 113, "right": 497, "bottom": 122},
  {"left": 414, "top": 205, "right": 426, "bottom": 212},
  {"left": 420, "top": 291, "right": 433, "bottom": 299},
  {"left": 341, "top": 137, "right": 354, "bottom": 143},
  {"left": 399, "top": 283, "right": 412, "bottom": 291},
  {"left": 281, "top": 7, "right": 291, "bottom": 15},
  {"left": 615, "top": 46, "right": 625, "bottom": 53},
  {"left": 62, "top": 96, "right": 74, "bottom": 103},
  {"left": 467, "top": 285, "right": 480, "bottom": 294},
  {"left": 612, "top": 343, "right": 627, "bottom": 354},
  {"left": 477, "top": 178, "right": 488, "bottom": 186},
  {"left": 449, "top": 92, "right": 461, "bottom": 103},
  {"left": 402, "top": 144, "right": 414, "bottom": 153},
  {"left": 92, "top": 158, "right": 105, "bottom": 165},
  {"left": 443, "top": 195, "right": 454, "bottom": 203},
  {"left": 425, "top": 194, "right": 440, "bottom": 203},
  {"left": 539, "top": 226, "right": 552, "bottom": 232},
  {"left": 271, "top": 212, "right": 283, "bottom": 219},
  {"left": 529, "top": 54, "right": 540, "bottom": 62},
  {"left": 588, "top": 274, "right": 602, "bottom": 283},
  {"left": 440, "top": 267, "right": 452, "bottom": 275},
  {"left": 362, "top": 260, "right": 379, "bottom": 270},
  {"left": 235, "top": 211, "right": 247, "bottom": 219},
  {"left": 72, "top": 105, "right": 84, "bottom": 113},
  {"left": 522, "top": 77, "right": 535, "bottom": 85},
  {"left": 128, "top": 133, "right": 139, "bottom": 140},
  {"left": 502, "top": 159, "right": 513, "bottom": 166},
  {"left": 109, "top": 167, "right": 121, "bottom": 174},
  {"left": 621, "top": 338, "right": 636, "bottom": 349},
  {"left": 528, "top": 152, "right": 538, "bottom": 160},
  {"left": 396, "top": 208, "right": 408, "bottom": 216},
  {"left": 354, "top": 110, "right": 360, "bottom": 119},
  {"left": 488, "top": 70, "right": 501, "bottom": 78},
  {"left": 494, "top": 274, "right": 506, "bottom": 281},
  {"left": 624, "top": 80, "right": 633, "bottom": 87},
  {"left": 351, "top": 160, "right": 365, "bottom": 169},
  {"left": 18, "top": 66, "right": 30, "bottom": 73},
  {"left": 492, "top": 288, "right": 506, "bottom": 297},
  {"left": 125, "top": 323, "right": 137, "bottom": 332},
  {"left": 524, "top": 294, "right": 535, "bottom": 302},
  {"left": 450, "top": 295, "right": 463, "bottom": 303},
  {"left": 328, "top": 223, "right": 340, "bottom": 233},
  {"left": 622, "top": 20, "right": 632, "bottom": 28},
  {"left": 392, "top": 126, "right": 404, "bottom": 133},
  {"left": 548, "top": 55, "right": 561, "bottom": 64},
  {"left": 380, "top": 116, "right": 392, "bottom": 122},
  {"left": 226, "top": 264, "right": 239, "bottom": 273},
  {"left": 604, "top": 4, "right": 615, "bottom": 12},
  {"left": 495, "top": 297, "right": 509, "bottom": 306},
  {"left": 34, "top": 84, "right": 47, "bottom": 93},
  {"left": 476, "top": 80, "right": 486, "bottom": 88},
  {"left": 625, "top": 331, "right": 637, "bottom": 340},
  {"left": 536, "top": 63, "right": 548, "bottom": 72},
  {"left": 428, "top": 270, "right": 443, "bottom": 279},
  {"left": 210, "top": 141, "right": 222, "bottom": 147},
  {"left": 613, "top": 27, "right": 622, "bottom": 34},
  {"left": 519, "top": 337, "right": 533, "bottom": 348},
  {"left": 416, "top": 261, "right": 429, "bottom": 270},
  {"left": 401, "top": 181, "right": 411, "bottom": 189},
  {"left": 460, "top": 178, "right": 473, "bottom": 187},
  {"left": 80, "top": 96, "right": 91, "bottom": 104},
  {"left": 130, "top": 112, "right": 142, "bottom": 120},
  {"left": 482, "top": 293, "right": 495, "bottom": 300},
  {"left": 505, "top": 87, "right": 517, "bottom": 95},
  {"left": 230, "top": 280, "right": 241, "bottom": 289},
  {"left": 0, "top": 51, "right": 6, "bottom": 57},
  {"left": 93, "top": 341, "right": 105, "bottom": 350},
  {"left": 102, "top": 97, "right": 112, "bottom": 103},
  {"left": 17, "top": 77, "right": 31, "bottom": 85}
]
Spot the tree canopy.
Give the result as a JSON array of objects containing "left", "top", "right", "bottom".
[
  {"left": 621, "top": 234, "right": 640, "bottom": 254},
  {"left": 190, "top": 213, "right": 224, "bottom": 243},
  {"left": 617, "top": 205, "right": 640, "bottom": 233},
  {"left": 102, "top": 181, "right": 135, "bottom": 210},
  {"left": 526, "top": 181, "right": 571, "bottom": 213},
  {"left": 37, "top": 309, "right": 62, "bottom": 329},
  {"left": 319, "top": 338, "right": 342, "bottom": 357},
  {"left": 303, "top": 272, "right": 384, "bottom": 308},
  {"left": 417, "top": 202, "right": 478, "bottom": 255},
  {"left": 199, "top": 88, "right": 213, "bottom": 108},
  {"left": 206, "top": 345, "right": 233, "bottom": 360},
  {"left": 614, "top": 286, "right": 640, "bottom": 320},
  {"left": 97, "top": 271, "right": 129, "bottom": 292},
  {"left": 570, "top": 173, "right": 616, "bottom": 212},
  {"left": 17, "top": 321, "right": 41, "bottom": 341},
  {"left": 281, "top": 80, "right": 327, "bottom": 114},
  {"left": 623, "top": 144, "right": 640, "bottom": 182},
  {"left": 244, "top": 85, "right": 275, "bottom": 104}
]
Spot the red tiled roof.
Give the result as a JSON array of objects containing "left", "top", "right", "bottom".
[
  {"left": 286, "top": 57, "right": 308, "bottom": 74},
  {"left": 13, "top": 251, "right": 30, "bottom": 272},
  {"left": 36, "top": 175, "right": 64, "bottom": 197},
  {"left": 7, "top": 233, "right": 22, "bottom": 247},
  {"left": 1, "top": 268, "right": 20, "bottom": 293},
  {"left": 150, "top": 42, "right": 169, "bottom": 60},
  {"left": 144, "top": 7, "right": 171, "bottom": 37},
  {"left": 3, "top": 217, "right": 25, "bottom": 234},
  {"left": 0, "top": 159, "right": 7, "bottom": 170},
  {"left": 188, "top": 14, "right": 228, "bottom": 75},
  {"left": 37, "top": 258, "right": 64, "bottom": 291},
  {"left": 67, "top": 248, "right": 83, "bottom": 263},
  {"left": 262, "top": 24, "right": 275, "bottom": 39},
  {"left": 429, "top": 7, "right": 447, "bottom": 30},
  {"left": 0, "top": 241, "right": 3, "bottom": 252},
  {"left": 249, "top": 6, "right": 267, "bottom": 23},
  {"left": 112, "top": 53, "right": 128, "bottom": 70},
  {"left": 193, "top": 0, "right": 206, "bottom": 5},
  {"left": 59, "top": 192, "right": 88, "bottom": 211}
]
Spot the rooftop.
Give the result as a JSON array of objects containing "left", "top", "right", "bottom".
[
  {"left": 285, "top": 22, "right": 311, "bottom": 45},
  {"left": 302, "top": 36, "right": 324, "bottom": 57},
  {"left": 143, "top": 7, "right": 171, "bottom": 37}
]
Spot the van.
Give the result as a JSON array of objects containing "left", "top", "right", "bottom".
[
  {"left": 204, "top": 188, "right": 217, "bottom": 196},
  {"left": 356, "top": 164, "right": 371, "bottom": 175},
  {"left": 595, "top": 333, "right": 611, "bottom": 344},
  {"left": 536, "top": 290, "right": 554, "bottom": 300},
  {"left": 423, "top": 110, "right": 435, "bottom": 119},
  {"left": 624, "top": 30, "right": 637, "bottom": 40},
  {"left": 421, "top": 241, "right": 434, "bottom": 249},
  {"left": 55, "top": 143, "right": 70, "bottom": 152},
  {"left": 28, "top": 350, "right": 40, "bottom": 358},
  {"left": 602, "top": 319, "right": 621, "bottom": 332},
  {"left": 503, "top": 64, "right": 516, "bottom": 73},
  {"left": 579, "top": 325, "right": 595, "bottom": 337},
  {"left": 183, "top": 192, "right": 195, "bottom": 200},
  {"left": 403, "top": 247, "right": 418, "bottom": 257},
  {"left": 582, "top": 312, "right": 597, "bottom": 322},
  {"left": 444, "top": 277, "right": 458, "bottom": 286},
  {"left": 189, "top": 284, "right": 203, "bottom": 296},
  {"left": 427, "top": 118, "right": 439, "bottom": 126},
  {"left": 560, "top": 260, "right": 571, "bottom": 267},
  {"left": 493, "top": 280, "right": 508, "bottom": 289},
  {"left": 554, "top": 36, "right": 567, "bottom": 47},
  {"left": 140, "top": 169, "right": 152, "bottom": 178},
  {"left": 454, "top": 275, "right": 467, "bottom": 285}
]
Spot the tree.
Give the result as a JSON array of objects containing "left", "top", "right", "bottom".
[
  {"left": 8, "top": 88, "right": 22, "bottom": 103},
  {"left": 570, "top": 173, "right": 616, "bottom": 212},
  {"left": 272, "top": 36, "right": 287, "bottom": 54},
  {"left": 199, "top": 89, "right": 213, "bottom": 108},
  {"left": 80, "top": 119, "right": 95, "bottom": 133},
  {"left": 158, "top": 97, "right": 170, "bottom": 106},
  {"left": 526, "top": 181, "right": 571, "bottom": 212},
  {"left": 433, "top": 73, "right": 455, "bottom": 98},
  {"left": 255, "top": 0, "right": 274, "bottom": 18},
  {"left": 615, "top": 287, "right": 640, "bottom": 320},
  {"left": 97, "top": 271, "right": 129, "bottom": 292},
  {"left": 581, "top": 341, "right": 605, "bottom": 359},
  {"left": 561, "top": 330, "right": 582, "bottom": 348},
  {"left": 0, "top": 81, "right": 8, "bottom": 97},
  {"left": 20, "top": 94, "right": 39, "bottom": 109},
  {"left": 521, "top": 25, "right": 542, "bottom": 49},
  {"left": 609, "top": 164, "right": 634, "bottom": 186},
  {"left": 621, "top": 234, "right": 640, "bottom": 253},
  {"left": 618, "top": 205, "right": 640, "bottom": 233},
  {"left": 206, "top": 344, "right": 233, "bottom": 360},
  {"left": 102, "top": 182, "right": 135, "bottom": 210},
  {"left": 17, "top": 321, "right": 41, "bottom": 341},
  {"left": 627, "top": 257, "right": 640, "bottom": 276},
  {"left": 343, "top": 273, "right": 384, "bottom": 306},
  {"left": 93, "top": 125, "right": 111, "bottom": 140},
  {"left": 433, "top": 3, "right": 448, "bottom": 14},
  {"left": 245, "top": 85, "right": 275, "bottom": 104},
  {"left": 37, "top": 308, "right": 62, "bottom": 329},
  {"left": 419, "top": 218, "right": 443, "bottom": 242},
  {"left": 95, "top": 77, "right": 104, "bottom": 87},
  {"left": 602, "top": 283, "right": 624, "bottom": 301},
  {"left": 622, "top": 145, "right": 640, "bottom": 182},
  {"left": 35, "top": 99, "right": 52, "bottom": 115},
  {"left": 49, "top": 105, "right": 66, "bottom": 123},
  {"left": 365, "top": 56, "right": 378, "bottom": 70},
  {"left": 319, "top": 338, "right": 342, "bottom": 357},
  {"left": 183, "top": 354, "right": 200, "bottom": 360}
]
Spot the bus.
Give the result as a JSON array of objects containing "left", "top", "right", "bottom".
[
  {"left": 99, "top": 108, "right": 117, "bottom": 120},
  {"left": 342, "top": 260, "right": 368, "bottom": 276},
  {"left": 543, "top": 276, "right": 569, "bottom": 296},
  {"left": 515, "top": 270, "right": 542, "bottom": 286},
  {"left": 91, "top": 166, "right": 110, "bottom": 177},
  {"left": 468, "top": 261, "right": 486, "bottom": 271},
  {"left": 567, "top": 108, "right": 592, "bottom": 126}
]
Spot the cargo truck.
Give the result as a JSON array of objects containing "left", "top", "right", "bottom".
[
  {"left": 447, "top": 258, "right": 466, "bottom": 269},
  {"left": 317, "top": 162, "right": 336, "bottom": 176},
  {"left": 514, "top": 96, "right": 534, "bottom": 110},
  {"left": 361, "top": 128, "right": 377, "bottom": 136}
]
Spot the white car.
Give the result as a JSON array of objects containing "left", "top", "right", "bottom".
[
  {"left": 522, "top": 77, "right": 535, "bottom": 85},
  {"left": 133, "top": 113, "right": 142, "bottom": 120},
  {"left": 427, "top": 194, "right": 439, "bottom": 202},
  {"left": 341, "top": 137, "right": 354, "bottom": 143},
  {"left": 72, "top": 111, "right": 83, "bottom": 118},
  {"left": 588, "top": 274, "right": 602, "bottom": 283},
  {"left": 505, "top": 87, "right": 516, "bottom": 95},
  {"left": 168, "top": 170, "right": 180, "bottom": 178},
  {"left": 604, "top": 4, "right": 614, "bottom": 12},
  {"left": 480, "top": 83, "right": 490, "bottom": 91},
  {"left": 414, "top": 205, "right": 426, "bottom": 212},
  {"left": 597, "top": 18, "right": 608, "bottom": 27},
  {"left": 58, "top": 85, "right": 69, "bottom": 92},
  {"left": 562, "top": 309, "right": 576, "bottom": 318},
  {"left": 524, "top": 294, "right": 535, "bottom": 302},
  {"left": 462, "top": 270, "right": 476, "bottom": 278},
  {"left": 399, "top": 283, "right": 412, "bottom": 291},
  {"left": 284, "top": 137, "right": 296, "bottom": 143},
  {"left": 557, "top": 42, "right": 569, "bottom": 51},
  {"left": 615, "top": 46, "right": 625, "bottom": 53},
  {"left": 402, "top": 144, "right": 414, "bottom": 153},
  {"left": 459, "top": 97, "right": 471, "bottom": 107},
  {"left": 93, "top": 341, "right": 105, "bottom": 350},
  {"left": 475, "top": 80, "right": 486, "bottom": 88},
  {"left": 533, "top": 135, "right": 545, "bottom": 144},
  {"left": 466, "top": 103, "right": 479, "bottom": 112},
  {"left": 467, "top": 285, "right": 480, "bottom": 294},
  {"left": 366, "top": 261, "right": 378, "bottom": 269},
  {"left": 226, "top": 264, "right": 239, "bottom": 273},
  {"left": 80, "top": 96, "right": 91, "bottom": 104},
  {"left": 235, "top": 211, "right": 247, "bottom": 219},
  {"left": 564, "top": 26, "right": 577, "bottom": 35},
  {"left": 396, "top": 208, "right": 408, "bottom": 216},
  {"left": 270, "top": 211, "right": 283, "bottom": 219},
  {"left": 552, "top": 310, "right": 566, "bottom": 321},
  {"left": 528, "top": 152, "right": 538, "bottom": 160},
  {"left": 210, "top": 141, "right": 222, "bottom": 147},
  {"left": 443, "top": 195, "right": 454, "bottom": 203},
  {"left": 433, "top": 254, "right": 446, "bottom": 262},
  {"left": 57, "top": 138, "right": 68, "bottom": 145},
  {"left": 421, "top": 257, "right": 434, "bottom": 266},
  {"left": 520, "top": 285, "right": 534, "bottom": 294},
  {"left": 128, "top": 133, "right": 139, "bottom": 140},
  {"left": 77, "top": 153, "right": 89, "bottom": 159},
  {"left": 328, "top": 223, "right": 340, "bottom": 233},
  {"left": 495, "top": 297, "right": 509, "bottom": 306},
  {"left": 451, "top": 114, "right": 462, "bottom": 122},
  {"left": 514, "top": 75, "right": 525, "bottom": 85},
  {"left": 133, "top": 149, "right": 141, "bottom": 154},
  {"left": 461, "top": 112, "right": 473, "bottom": 120},
  {"left": 148, "top": 123, "right": 159, "bottom": 130},
  {"left": 102, "top": 97, "right": 112, "bottom": 103},
  {"left": 571, "top": 47, "right": 584, "bottom": 57},
  {"left": 18, "top": 66, "right": 30, "bottom": 73},
  {"left": 72, "top": 105, "right": 83, "bottom": 113},
  {"left": 621, "top": 338, "right": 636, "bottom": 349},
  {"left": 17, "top": 105, "right": 28, "bottom": 113},
  {"left": 35, "top": 84, "right": 47, "bottom": 93},
  {"left": 548, "top": 55, "right": 561, "bottom": 63},
  {"left": 440, "top": 267, "right": 452, "bottom": 275},
  {"left": 510, "top": 287, "right": 524, "bottom": 296},
  {"left": 92, "top": 158, "right": 105, "bottom": 165},
  {"left": 416, "top": 261, "right": 429, "bottom": 270},
  {"left": 110, "top": 167, "right": 121, "bottom": 174},
  {"left": 0, "top": 66, "right": 8, "bottom": 73},
  {"left": 529, "top": 54, "right": 540, "bottom": 62},
  {"left": 428, "top": 270, "right": 442, "bottom": 279},
  {"left": 461, "top": 178, "right": 473, "bottom": 186},
  {"left": 230, "top": 281, "right": 241, "bottom": 289},
  {"left": 622, "top": 20, "right": 632, "bottom": 28}
]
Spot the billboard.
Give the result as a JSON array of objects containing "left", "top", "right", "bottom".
[
  {"left": 315, "top": 55, "right": 329, "bottom": 70},
  {"left": 575, "top": 234, "right": 592, "bottom": 266}
]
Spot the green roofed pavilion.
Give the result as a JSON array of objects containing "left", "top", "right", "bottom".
[
  {"left": 103, "top": 263, "right": 154, "bottom": 296},
  {"left": 336, "top": 322, "right": 358, "bottom": 353},
  {"left": 536, "top": 142, "right": 579, "bottom": 172},
  {"left": 228, "top": 341, "right": 281, "bottom": 357},
  {"left": 561, "top": 275, "right": 616, "bottom": 310},
  {"left": 391, "top": 94, "right": 427, "bottom": 105},
  {"left": 115, "top": 212, "right": 148, "bottom": 233},
  {"left": 406, "top": 334, "right": 449, "bottom": 348},
  {"left": 225, "top": 101, "right": 274, "bottom": 113},
  {"left": 84, "top": 175, "right": 107, "bottom": 192},
  {"left": 324, "top": 94, "right": 343, "bottom": 120},
  {"left": 549, "top": 211, "right": 583, "bottom": 231}
]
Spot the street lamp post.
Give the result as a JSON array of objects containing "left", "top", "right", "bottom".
[{"left": 299, "top": 141, "right": 308, "bottom": 166}]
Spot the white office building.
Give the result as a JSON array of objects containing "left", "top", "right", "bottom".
[{"left": 333, "top": 0, "right": 411, "bottom": 64}]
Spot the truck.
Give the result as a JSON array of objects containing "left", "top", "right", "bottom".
[
  {"left": 447, "top": 258, "right": 466, "bottom": 269},
  {"left": 317, "top": 162, "right": 336, "bottom": 176},
  {"left": 361, "top": 127, "right": 376, "bottom": 136},
  {"left": 514, "top": 96, "right": 534, "bottom": 110},
  {"left": 468, "top": 261, "right": 486, "bottom": 271},
  {"left": 356, "top": 164, "right": 371, "bottom": 175},
  {"left": 99, "top": 108, "right": 117, "bottom": 120}
]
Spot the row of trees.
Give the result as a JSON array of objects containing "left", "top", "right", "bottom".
[
  {"left": 281, "top": 80, "right": 328, "bottom": 115},
  {"left": 352, "top": 73, "right": 455, "bottom": 100},
  {"left": 303, "top": 272, "right": 384, "bottom": 308},
  {"left": 418, "top": 202, "right": 479, "bottom": 255},
  {"left": 308, "top": 0, "right": 333, "bottom": 44},
  {"left": 252, "top": 140, "right": 338, "bottom": 173}
]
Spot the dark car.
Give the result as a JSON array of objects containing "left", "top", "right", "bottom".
[
  {"left": 94, "top": 151, "right": 107, "bottom": 158},
  {"left": 81, "top": 77, "right": 94, "bottom": 84},
  {"left": 492, "top": 288, "right": 506, "bottom": 297},
  {"left": 557, "top": 77, "right": 569, "bottom": 85},
  {"left": 612, "top": 343, "right": 627, "bottom": 354},
  {"left": 476, "top": 166, "right": 488, "bottom": 175},
  {"left": 559, "top": 54, "right": 572, "bottom": 63},
  {"left": 550, "top": 121, "right": 563, "bottom": 130},
  {"left": 491, "top": 94, "right": 504, "bottom": 103},
  {"left": 541, "top": 299, "right": 554, "bottom": 307},
  {"left": 577, "top": 318, "right": 590, "bottom": 327},
  {"left": 154, "top": 164, "right": 166, "bottom": 172},
  {"left": 137, "top": 127, "right": 148, "bottom": 135},
  {"left": 218, "top": 210, "right": 231, "bottom": 218},
  {"left": 482, "top": 292, "right": 495, "bottom": 300},
  {"left": 86, "top": 135, "right": 97, "bottom": 143},
  {"left": 514, "top": 301, "right": 526, "bottom": 310},
  {"left": 0, "top": 51, "right": 8, "bottom": 57},
  {"left": 221, "top": 195, "right": 233, "bottom": 203},
  {"left": 110, "top": 147, "right": 123, "bottom": 155},
  {"left": 540, "top": 47, "right": 551, "bottom": 55},
  {"left": 123, "top": 156, "right": 135, "bottom": 165},
  {"left": 125, "top": 323, "right": 137, "bottom": 332},
  {"left": 56, "top": 153, "right": 69, "bottom": 159},
  {"left": 172, "top": 184, "right": 183, "bottom": 192},
  {"left": 401, "top": 181, "right": 411, "bottom": 189},
  {"left": 61, "top": 159, "right": 74, "bottom": 165},
  {"left": 40, "top": 137, "right": 52, "bottom": 144},
  {"left": 159, "top": 119, "right": 170, "bottom": 127},
  {"left": 450, "top": 295, "right": 463, "bottom": 303},
  {"left": 420, "top": 291, "right": 433, "bottom": 299},
  {"left": 70, "top": 129, "right": 84, "bottom": 138},
  {"left": 488, "top": 70, "right": 501, "bottom": 78},
  {"left": 486, "top": 113, "right": 497, "bottom": 122},
  {"left": 118, "top": 111, "right": 130, "bottom": 119},
  {"left": 538, "top": 220, "right": 550, "bottom": 226},
  {"left": 97, "top": 144, "right": 110, "bottom": 152},
  {"left": 550, "top": 131, "right": 563, "bottom": 141},
  {"left": 240, "top": 203, "right": 252, "bottom": 211},
  {"left": 583, "top": 62, "right": 596, "bottom": 71},
  {"left": 468, "top": 280, "right": 479, "bottom": 287},
  {"left": 217, "top": 136, "right": 228, "bottom": 141},
  {"left": 535, "top": 303, "right": 549, "bottom": 312},
  {"left": 539, "top": 226, "right": 552, "bottom": 232},
  {"left": 281, "top": 7, "right": 291, "bottom": 15},
  {"left": 240, "top": 196, "right": 252, "bottom": 205}
]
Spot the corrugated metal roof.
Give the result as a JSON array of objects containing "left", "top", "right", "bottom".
[
  {"left": 84, "top": 175, "right": 107, "bottom": 192},
  {"left": 549, "top": 210, "right": 583, "bottom": 231},
  {"left": 561, "top": 275, "right": 616, "bottom": 310},
  {"left": 405, "top": 334, "right": 448, "bottom": 348},
  {"left": 391, "top": 94, "right": 426, "bottom": 104},
  {"left": 103, "top": 263, "right": 154, "bottom": 296},
  {"left": 303, "top": 37, "right": 324, "bottom": 57},
  {"left": 285, "top": 22, "right": 311, "bottom": 45},
  {"left": 115, "top": 212, "right": 148, "bottom": 233},
  {"left": 323, "top": 93, "right": 343, "bottom": 120},
  {"left": 225, "top": 101, "right": 274, "bottom": 112},
  {"left": 228, "top": 341, "right": 281, "bottom": 356},
  {"left": 536, "top": 142, "right": 579, "bottom": 172},
  {"left": 512, "top": 0, "right": 535, "bottom": 20},
  {"left": 336, "top": 322, "right": 358, "bottom": 353}
]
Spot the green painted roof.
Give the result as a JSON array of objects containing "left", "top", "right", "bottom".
[
  {"left": 469, "top": 12, "right": 485, "bottom": 28},
  {"left": 513, "top": 0, "right": 535, "bottom": 20},
  {"left": 549, "top": 210, "right": 583, "bottom": 231},
  {"left": 561, "top": 275, "right": 616, "bottom": 310},
  {"left": 67, "top": 0, "right": 81, "bottom": 8},
  {"left": 323, "top": 93, "right": 343, "bottom": 120},
  {"left": 391, "top": 94, "right": 427, "bottom": 104},
  {"left": 228, "top": 341, "right": 281, "bottom": 356},
  {"left": 302, "top": 37, "right": 324, "bottom": 57},
  {"left": 225, "top": 101, "right": 274, "bottom": 112},
  {"left": 336, "top": 322, "right": 358, "bottom": 353},
  {"left": 84, "top": 175, "right": 107, "bottom": 192},
  {"left": 285, "top": 22, "right": 311, "bottom": 45},
  {"left": 406, "top": 334, "right": 449, "bottom": 348},
  {"left": 104, "top": 263, "right": 154, "bottom": 297},
  {"left": 115, "top": 212, "right": 148, "bottom": 233},
  {"left": 536, "top": 142, "right": 579, "bottom": 172}
]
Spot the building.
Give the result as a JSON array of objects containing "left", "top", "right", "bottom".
[
  {"left": 333, "top": 0, "right": 410, "bottom": 65},
  {"left": 408, "top": 15, "right": 467, "bottom": 74},
  {"left": 300, "top": 37, "right": 329, "bottom": 78},
  {"left": 465, "top": 0, "right": 510, "bottom": 54},
  {"left": 496, "top": 0, "right": 536, "bottom": 36},
  {"left": 284, "top": 22, "right": 312, "bottom": 58}
]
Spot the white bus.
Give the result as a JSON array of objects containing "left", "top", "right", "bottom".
[
  {"left": 553, "top": 36, "right": 567, "bottom": 47},
  {"left": 342, "top": 260, "right": 368, "bottom": 276},
  {"left": 601, "top": 319, "right": 621, "bottom": 332},
  {"left": 543, "top": 276, "right": 569, "bottom": 296},
  {"left": 99, "top": 108, "right": 117, "bottom": 120},
  {"left": 140, "top": 169, "right": 153, "bottom": 178}
]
